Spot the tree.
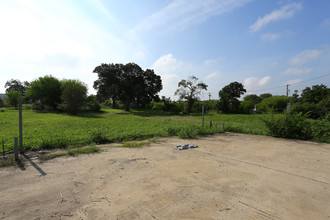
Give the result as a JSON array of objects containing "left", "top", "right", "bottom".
[
  {"left": 291, "top": 84, "right": 330, "bottom": 119},
  {"left": 26, "top": 75, "right": 62, "bottom": 110},
  {"left": 300, "top": 84, "right": 329, "bottom": 104},
  {"left": 259, "top": 93, "right": 272, "bottom": 100},
  {"left": 60, "top": 80, "right": 87, "bottom": 115},
  {"left": 5, "top": 79, "right": 29, "bottom": 95},
  {"left": 243, "top": 94, "right": 262, "bottom": 105},
  {"left": 174, "top": 76, "right": 208, "bottom": 113},
  {"left": 93, "top": 63, "right": 122, "bottom": 107},
  {"left": 93, "top": 63, "right": 162, "bottom": 111},
  {"left": 256, "top": 96, "right": 291, "bottom": 113},
  {"left": 218, "top": 81, "right": 246, "bottom": 113},
  {"left": 6, "top": 90, "right": 21, "bottom": 109}
]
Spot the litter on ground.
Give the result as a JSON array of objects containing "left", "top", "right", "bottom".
[{"left": 174, "top": 144, "right": 198, "bottom": 150}]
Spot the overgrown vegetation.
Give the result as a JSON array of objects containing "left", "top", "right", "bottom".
[
  {"left": 262, "top": 112, "right": 330, "bottom": 142},
  {"left": 0, "top": 108, "right": 273, "bottom": 152}
]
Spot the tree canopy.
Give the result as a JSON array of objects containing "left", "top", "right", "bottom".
[
  {"left": 175, "top": 76, "right": 208, "bottom": 113},
  {"left": 219, "top": 81, "right": 246, "bottom": 113},
  {"left": 26, "top": 75, "right": 62, "bottom": 110},
  {"left": 6, "top": 90, "right": 21, "bottom": 109},
  {"left": 93, "top": 63, "right": 162, "bottom": 111},
  {"left": 5, "top": 79, "right": 29, "bottom": 95},
  {"left": 60, "top": 79, "right": 88, "bottom": 115}
]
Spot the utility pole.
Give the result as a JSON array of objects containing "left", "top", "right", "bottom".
[
  {"left": 208, "top": 93, "right": 211, "bottom": 101},
  {"left": 286, "top": 84, "right": 289, "bottom": 97}
]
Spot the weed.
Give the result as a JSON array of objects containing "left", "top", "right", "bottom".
[{"left": 45, "top": 145, "right": 100, "bottom": 160}]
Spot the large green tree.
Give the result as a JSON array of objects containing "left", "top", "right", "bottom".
[
  {"left": 26, "top": 75, "right": 62, "bottom": 110},
  {"left": 93, "top": 63, "right": 122, "bottom": 107},
  {"left": 291, "top": 84, "right": 330, "bottom": 119},
  {"left": 219, "top": 81, "right": 246, "bottom": 113},
  {"left": 93, "top": 63, "right": 162, "bottom": 111},
  {"left": 4, "top": 79, "right": 29, "bottom": 95},
  {"left": 60, "top": 79, "right": 88, "bottom": 115},
  {"left": 175, "top": 76, "right": 208, "bottom": 113}
]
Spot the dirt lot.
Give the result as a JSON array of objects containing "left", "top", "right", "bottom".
[{"left": 1, "top": 133, "right": 329, "bottom": 220}]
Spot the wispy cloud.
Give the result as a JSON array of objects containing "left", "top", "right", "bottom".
[
  {"left": 289, "top": 49, "right": 322, "bottom": 66},
  {"left": 250, "top": 2, "right": 302, "bottom": 33},
  {"left": 261, "top": 33, "right": 281, "bottom": 41},
  {"left": 204, "top": 57, "right": 223, "bottom": 65},
  {"left": 244, "top": 76, "right": 271, "bottom": 91},
  {"left": 205, "top": 71, "right": 220, "bottom": 80},
  {"left": 135, "top": 0, "right": 252, "bottom": 32},
  {"left": 283, "top": 67, "right": 312, "bottom": 75},
  {"left": 283, "top": 79, "right": 303, "bottom": 86},
  {"left": 321, "top": 18, "right": 330, "bottom": 29}
]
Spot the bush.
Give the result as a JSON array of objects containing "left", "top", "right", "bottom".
[
  {"left": 239, "top": 101, "right": 254, "bottom": 114},
  {"left": 294, "top": 96, "right": 330, "bottom": 119},
  {"left": 309, "top": 113, "right": 330, "bottom": 142},
  {"left": 86, "top": 95, "right": 101, "bottom": 111},
  {"left": 262, "top": 113, "right": 309, "bottom": 139},
  {"left": 60, "top": 80, "right": 88, "bottom": 115},
  {"left": 257, "top": 96, "right": 291, "bottom": 113}
]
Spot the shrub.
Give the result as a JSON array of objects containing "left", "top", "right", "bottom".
[
  {"left": 60, "top": 80, "right": 88, "bottom": 115},
  {"left": 257, "top": 96, "right": 291, "bottom": 113},
  {"left": 262, "top": 113, "right": 309, "bottom": 139},
  {"left": 239, "top": 101, "right": 254, "bottom": 114},
  {"left": 309, "top": 113, "right": 330, "bottom": 142},
  {"left": 86, "top": 95, "right": 101, "bottom": 111}
]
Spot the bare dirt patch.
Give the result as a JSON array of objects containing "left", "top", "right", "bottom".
[{"left": 1, "top": 133, "right": 330, "bottom": 219}]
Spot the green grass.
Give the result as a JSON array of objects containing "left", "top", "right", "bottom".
[
  {"left": 0, "top": 107, "right": 319, "bottom": 152},
  {"left": 44, "top": 145, "right": 100, "bottom": 160}
]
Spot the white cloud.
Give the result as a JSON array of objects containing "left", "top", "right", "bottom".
[
  {"left": 151, "top": 54, "right": 183, "bottom": 75},
  {"left": 204, "top": 57, "right": 223, "bottom": 65},
  {"left": 250, "top": 2, "right": 302, "bottom": 32},
  {"left": 0, "top": 0, "right": 146, "bottom": 94},
  {"left": 151, "top": 54, "right": 183, "bottom": 99},
  {"left": 289, "top": 49, "right": 322, "bottom": 66},
  {"left": 244, "top": 76, "right": 271, "bottom": 91},
  {"left": 205, "top": 71, "right": 219, "bottom": 80},
  {"left": 283, "top": 67, "right": 312, "bottom": 75},
  {"left": 283, "top": 79, "right": 303, "bottom": 86},
  {"left": 261, "top": 33, "right": 281, "bottom": 41},
  {"left": 272, "top": 62, "right": 279, "bottom": 67},
  {"left": 135, "top": 0, "right": 252, "bottom": 32}
]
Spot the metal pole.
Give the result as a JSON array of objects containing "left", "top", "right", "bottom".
[
  {"left": 202, "top": 105, "right": 204, "bottom": 128},
  {"left": 14, "top": 137, "right": 18, "bottom": 161},
  {"left": 19, "top": 98, "right": 23, "bottom": 153}
]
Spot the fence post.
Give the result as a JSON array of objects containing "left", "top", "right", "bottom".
[
  {"left": 14, "top": 137, "right": 18, "bottom": 161},
  {"left": 202, "top": 105, "right": 204, "bottom": 128},
  {"left": 19, "top": 98, "right": 23, "bottom": 153}
]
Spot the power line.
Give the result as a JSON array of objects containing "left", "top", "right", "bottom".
[{"left": 247, "top": 73, "right": 330, "bottom": 93}]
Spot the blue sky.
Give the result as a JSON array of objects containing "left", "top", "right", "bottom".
[{"left": 0, "top": 0, "right": 329, "bottom": 100}]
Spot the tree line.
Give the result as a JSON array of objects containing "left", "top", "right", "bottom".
[{"left": 1, "top": 62, "right": 329, "bottom": 119}]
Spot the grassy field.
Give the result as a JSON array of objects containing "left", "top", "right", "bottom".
[{"left": 0, "top": 107, "right": 290, "bottom": 152}]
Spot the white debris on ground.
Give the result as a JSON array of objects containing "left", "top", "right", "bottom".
[{"left": 174, "top": 144, "right": 198, "bottom": 150}]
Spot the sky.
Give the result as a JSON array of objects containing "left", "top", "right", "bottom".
[{"left": 0, "top": 0, "right": 330, "bottom": 100}]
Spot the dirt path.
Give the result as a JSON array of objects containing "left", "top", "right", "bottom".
[{"left": 1, "top": 133, "right": 330, "bottom": 219}]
